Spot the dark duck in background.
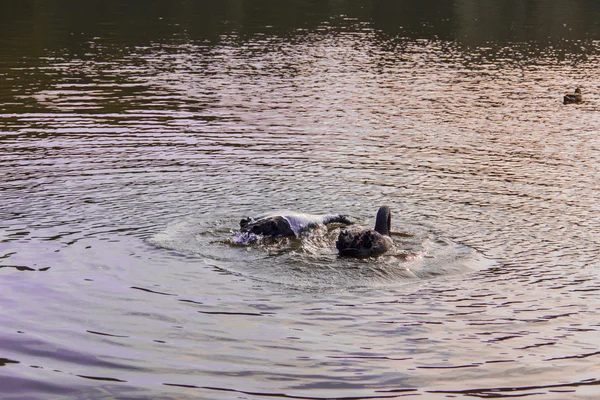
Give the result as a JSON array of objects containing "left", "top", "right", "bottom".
[
  {"left": 336, "top": 206, "right": 393, "bottom": 257},
  {"left": 563, "top": 88, "right": 583, "bottom": 104}
]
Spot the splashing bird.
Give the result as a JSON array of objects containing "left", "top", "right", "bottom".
[
  {"left": 336, "top": 206, "right": 393, "bottom": 257},
  {"left": 239, "top": 212, "right": 352, "bottom": 238}
]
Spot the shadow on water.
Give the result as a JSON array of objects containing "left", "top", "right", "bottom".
[{"left": 4, "top": 0, "right": 600, "bottom": 59}]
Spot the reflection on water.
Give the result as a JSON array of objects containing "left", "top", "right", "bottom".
[{"left": 2, "top": 0, "right": 600, "bottom": 399}]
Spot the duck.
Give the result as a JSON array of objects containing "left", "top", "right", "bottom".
[
  {"left": 563, "top": 88, "right": 583, "bottom": 105},
  {"left": 336, "top": 206, "right": 393, "bottom": 257}
]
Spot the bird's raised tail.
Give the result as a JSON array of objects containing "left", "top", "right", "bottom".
[{"left": 374, "top": 206, "right": 391, "bottom": 236}]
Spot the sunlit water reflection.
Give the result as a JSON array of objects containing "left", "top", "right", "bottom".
[{"left": 2, "top": 2, "right": 600, "bottom": 399}]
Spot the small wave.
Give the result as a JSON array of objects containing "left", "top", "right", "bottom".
[{"left": 229, "top": 231, "right": 262, "bottom": 245}]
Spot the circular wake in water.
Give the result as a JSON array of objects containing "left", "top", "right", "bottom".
[{"left": 149, "top": 212, "right": 494, "bottom": 289}]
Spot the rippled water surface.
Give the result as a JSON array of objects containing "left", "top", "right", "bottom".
[{"left": 3, "top": 1, "right": 600, "bottom": 398}]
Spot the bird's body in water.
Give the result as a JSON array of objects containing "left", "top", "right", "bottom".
[
  {"left": 336, "top": 206, "right": 393, "bottom": 257},
  {"left": 237, "top": 211, "right": 352, "bottom": 242},
  {"left": 563, "top": 88, "right": 583, "bottom": 105}
]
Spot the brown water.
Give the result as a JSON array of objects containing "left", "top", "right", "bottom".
[{"left": 2, "top": 1, "right": 600, "bottom": 399}]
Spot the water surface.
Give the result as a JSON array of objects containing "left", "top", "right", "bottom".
[{"left": 2, "top": 1, "right": 600, "bottom": 399}]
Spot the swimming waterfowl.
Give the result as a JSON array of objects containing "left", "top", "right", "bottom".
[
  {"left": 563, "top": 88, "right": 583, "bottom": 105},
  {"left": 239, "top": 212, "right": 352, "bottom": 238},
  {"left": 336, "top": 206, "right": 393, "bottom": 257}
]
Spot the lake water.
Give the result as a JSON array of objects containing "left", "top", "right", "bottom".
[{"left": 2, "top": 1, "right": 600, "bottom": 399}]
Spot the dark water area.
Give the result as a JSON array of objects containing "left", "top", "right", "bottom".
[{"left": 2, "top": 1, "right": 600, "bottom": 399}]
